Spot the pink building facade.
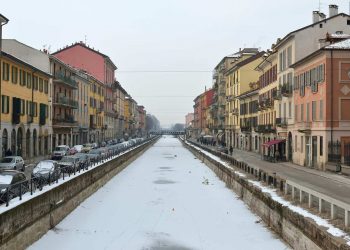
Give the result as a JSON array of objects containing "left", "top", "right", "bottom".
[
  {"left": 185, "top": 113, "right": 194, "bottom": 128},
  {"left": 53, "top": 42, "right": 119, "bottom": 140},
  {"left": 291, "top": 41, "right": 350, "bottom": 170}
]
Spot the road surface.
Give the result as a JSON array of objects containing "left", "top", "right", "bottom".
[{"left": 29, "top": 136, "right": 287, "bottom": 250}]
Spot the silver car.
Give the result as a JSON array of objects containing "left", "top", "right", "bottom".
[{"left": 0, "top": 156, "right": 25, "bottom": 171}]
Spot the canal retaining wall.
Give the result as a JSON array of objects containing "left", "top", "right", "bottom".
[
  {"left": 183, "top": 140, "right": 350, "bottom": 250},
  {"left": 0, "top": 138, "right": 158, "bottom": 250}
]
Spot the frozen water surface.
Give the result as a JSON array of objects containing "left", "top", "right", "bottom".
[{"left": 29, "top": 136, "right": 287, "bottom": 250}]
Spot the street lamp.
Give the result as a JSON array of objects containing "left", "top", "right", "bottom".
[{"left": 0, "top": 14, "right": 9, "bottom": 157}]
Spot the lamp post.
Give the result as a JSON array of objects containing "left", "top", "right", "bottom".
[{"left": 0, "top": 14, "right": 9, "bottom": 157}]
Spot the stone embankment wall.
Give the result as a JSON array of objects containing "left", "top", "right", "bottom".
[
  {"left": 183, "top": 141, "right": 350, "bottom": 250},
  {"left": 0, "top": 138, "right": 158, "bottom": 250}
]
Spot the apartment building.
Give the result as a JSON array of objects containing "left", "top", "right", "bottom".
[{"left": 1, "top": 39, "right": 52, "bottom": 158}]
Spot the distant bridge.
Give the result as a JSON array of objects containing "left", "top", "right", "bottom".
[{"left": 150, "top": 130, "right": 185, "bottom": 135}]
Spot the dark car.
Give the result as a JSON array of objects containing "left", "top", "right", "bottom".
[
  {"left": 74, "top": 153, "right": 90, "bottom": 169},
  {"left": 31, "top": 160, "right": 61, "bottom": 186},
  {"left": 217, "top": 145, "right": 228, "bottom": 154},
  {"left": 0, "top": 171, "right": 28, "bottom": 203},
  {"left": 58, "top": 156, "right": 80, "bottom": 173}
]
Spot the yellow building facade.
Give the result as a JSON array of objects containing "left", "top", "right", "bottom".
[
  {"left": 1, "top": 52, "right": 52, "bottom": 158},
  {"left": 88, "top": 75, "right": 105, "bottom": 143},
  {"left": 225, "top": 51, "right": 264, "bottom": 149}
]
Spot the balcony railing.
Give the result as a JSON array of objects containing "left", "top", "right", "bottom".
[
  {"left": 54, "top": 95, "right": 78, "bottom": 109},
  {"left": 272, "top": 89, "right": 282, "bottom": 100},
  {"left": 281, "top": 83, "right": 293, "bottom": 97},
  {"left": 255, "top": 124, "right": 276, "bottom": 133},
  {"left": 241, "top": 126, "right": 252, "bottom": 133},
  {"left": 54, "top": 71, "right": 78, "bottom": 89},
  {"left": 276, "top": 117, "right": 287, "bottom": 128},
  {"left": 232, "top": 108, "right": 239, "bottom": 115},
  {"left": 53, "top": 116, "right": 78, "bottom": 127}
]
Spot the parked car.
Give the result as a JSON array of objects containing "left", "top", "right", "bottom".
[
  {"left": 58, "top": 156, "right": 80, "bottom": 173},
  {"left": 89, "top": 149, "right": 105, "bottom": 160},
  {"left": 81, "top": 143, "right": 93, "bottom": 153},
  {"left": 0, "top": 156, "right": 25, "bottom": 171},
  {"left": 217, "top": 145, "right": 228, "bottom": 154},
  {"left": 51, "top": 145, "right": 70, "bottom": 160},
  {"left": 69, "top": 145, "right": 83, "bottom": 155},
  {"left": 0, "top": 170, "right": 28, "bottom": 203},
  {"left": 74, "top": 153, "right": 90, "bottom": 169},
  {"left": 31, "top": 160, "right": 61, "bottom": 185},
  {"left": 83, "top": 153, "right": 100, "bottom": 163},
  {"left": 91, "top": 143, "right": 98, "bottom": 149}
]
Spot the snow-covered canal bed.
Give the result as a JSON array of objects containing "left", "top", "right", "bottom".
[{"left": 29, "top": 136, "right": 287, "bottom": 250}]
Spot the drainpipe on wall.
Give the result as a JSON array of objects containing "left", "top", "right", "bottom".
[{"left": 330, "top": 50, "right": 334, "bottom": 162}]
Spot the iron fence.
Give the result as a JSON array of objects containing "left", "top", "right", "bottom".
[{"left": 0, "top": 137, "right": 156, "bottom": 207}]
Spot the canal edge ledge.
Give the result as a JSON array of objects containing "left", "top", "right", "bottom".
[
  {"left": 181, "top": 138, "right": 350, "bottom": 250},
  {"left": 0, "top": 136, "right": 160, "bottom": 250}
]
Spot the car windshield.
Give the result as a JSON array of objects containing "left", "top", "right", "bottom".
[
  {"left": 55, "top": 146, "right": 66, "bottom": 151},
  {"left": 0, "top": 174, "right": 13, "bottom": 185},
  {"left": 61, "top": 157, "right": 75, "bottom": 163},
  {"left": 35, "top": 161, "right": 53, "bottom": 171},
  {"left": 1, "top": 157, "right": 14, "bottom": 163}
]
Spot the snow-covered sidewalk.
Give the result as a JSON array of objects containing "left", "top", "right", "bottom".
[{"left": 29, "top": 136, "right": 287, "bottom": 250}]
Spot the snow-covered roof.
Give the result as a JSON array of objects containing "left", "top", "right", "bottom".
[
  {"left": 329, "top": 33, "right": 350, "bottom": 39},
  {"left": 325, "top": 38, "right": 350, "bottom": 49}
]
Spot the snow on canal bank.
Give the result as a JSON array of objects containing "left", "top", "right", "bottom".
[{"left": 29, "top": 136, "right": 288, "bottom": 250}]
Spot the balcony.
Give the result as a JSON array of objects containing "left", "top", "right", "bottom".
[
  {"left": 241, "top": 126, "right": 252, "bottom": 133},
  {"left": 54, "top": 71, "right": 78, "bottom": 89},
  {"left": 105, "top": 111, "right": 118, "bottom": 118},
  {"left": 281, "top": 83, "right": 293, "bottom": 97},
  {"left": 276, "top": 117, "right": 287, "bottom": 128},
  {"left": 297, "top": 121, "right": 312, "bottom": 132},
  {"left": 219, "top": 90, "right": 226, "bottom": 96},
  {"left": 54, "top": 95, "right": 78, "bottom": 109},
  {"left": 272, "top": 89, "right": 282, "bottom": 100},
  {"left": 232, "top": 108, "right": 239, "bottom": 115},
  {"left": 53, "top": 116, "right": 78, "bottom": 127},
  {"left": 255, "top": 124, "right": 276, "bottom": 133}
]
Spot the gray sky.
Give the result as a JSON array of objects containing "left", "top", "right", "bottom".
[{"left": 2, "top": 0, "right": 350, "bottom": 126}]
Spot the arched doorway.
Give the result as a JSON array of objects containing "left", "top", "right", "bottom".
[
  {"left": 17, "top": 127, "right": 23, "bottom": 156},
  {"left": 26, "top": 129, "right": 30, "bottom": 158},
  {"left": 11, "top": 129, "right": 16, "bottom": 155},
  {"left": 288, "top": 132, "right": 293, "bottom": 161},
  {"left": 2, "top": 129, "right": 8, "bottom": 156},
  {"left": 33, "top": 129, "right": 37, "bottom": 157}
]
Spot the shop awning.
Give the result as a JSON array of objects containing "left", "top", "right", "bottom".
[{"left": 262, "top": 139, "right": 285, "bottom": 147}]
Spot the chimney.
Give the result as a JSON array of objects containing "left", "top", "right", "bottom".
[
  {"left": 329, "top": 4, "right": 338, "bottom": 17},
  {"left": 313, "top": 11, "right": 320, "bottom": 23}
]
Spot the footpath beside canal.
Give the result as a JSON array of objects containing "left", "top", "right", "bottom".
[{"left": 183, "top": 138, "right": 350, "bottom": 250}]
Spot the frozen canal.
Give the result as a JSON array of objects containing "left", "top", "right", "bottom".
[{"left": 29, "top": 136, "right": 287, "bottom": 250}]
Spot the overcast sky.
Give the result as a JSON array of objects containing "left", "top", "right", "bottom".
[{"left": 2, "top": 0, "right": 350, "bottom": 126}]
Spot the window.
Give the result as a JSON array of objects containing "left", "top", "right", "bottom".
[
  {"left": 287, "top": 46, "right": 292, "bottom": 67},
  {"left": 312, "top": 101, "right": 316, "bottom": 121},
  {"left": 295, "top": 135, "right": 297, "bottom": 152},
  {"left": 301, "top": 136, "right": 304, "bottom": 153},
  {"left": 288, "top": 101, "right": 292, "bottom": 118},
  {"left": 301, "top": 103, "right": 304, "bottom": 121},
  {"left": 320, "top": 23, "right": 323, "bottom": 28},
  {"left": 347, "top": 20, "right": 350, "bottom": 25},
  {"left": 36, "top": 78, "right": 42, "bottom": 91},
  {"left": 320, "top": 100, "right": 323, "bottom": 120},
  {"left": 306, "top": 103, "right": 310, "bottom": 121},
  {"left": 20, "top": 99, "right": 25, "bottom": 115},
  {"left": 1, "top": 95, "right": 9, "bottom": 114},
  {"left": 341, "top": 99, "right": 350, "bottom": 120},
  {"left": 33, "top": 76, "right": 38, "bottom": 89},
  {"left": 283, "top": 103, "right": 286, "bottom": 118},
  {"left": 33, "top": 102, "right": 38, "bottom": 117},
  {"left": 320, "top": 136, "right": 323, "bottom": 156},
  {"left": 2, "top": 62, "right": 9, "bottom": 81},
  {"left": 295, "top": 105, "right": 298, "bottom": 122},
  {"left": 27, "top": 72, "right": 32, "bottom": 89},
  {"left": 39, "top": 78, "right": 43, "bottom": 92},
  {"left": 44, "top": 80, "right": 48, "bottom": 94},
  {"left": 11, "top": 66, "right": 18, "bottom": 84}
]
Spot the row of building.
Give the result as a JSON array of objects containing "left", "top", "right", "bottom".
[
  {"left": 187, "top": 5, "right": 350, "bottom": 171},
  {"left": 0, "top": 14, "right": 148, "bottom": 159}
]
